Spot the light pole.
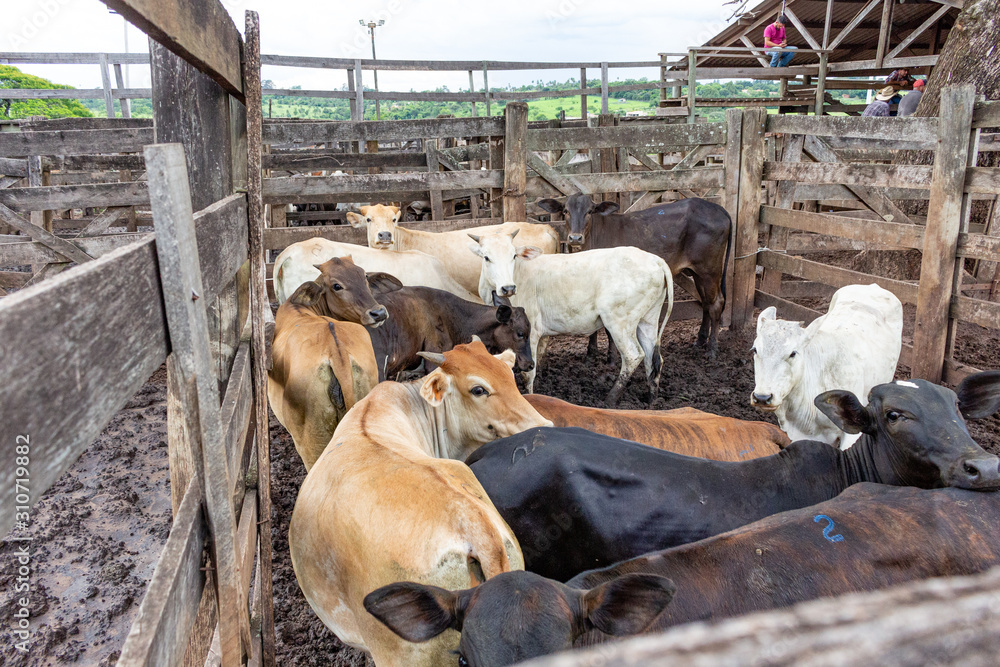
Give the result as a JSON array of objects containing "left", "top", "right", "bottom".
[{"left": 359, "top": 19, "right": 385, "bottom": 120}]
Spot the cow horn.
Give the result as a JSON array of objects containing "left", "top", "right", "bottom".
[
  {"left": 417, "top": 351, "right": 447, "bottom": 366},
  {"left": 467, "top": 233, "right": 482, "bottom": 243},
  {"left": 509, "top": 228, "right": 520, "bottom": 240},
  {"left": 471, "top": 335, "right": 482, "bottom": 344}
]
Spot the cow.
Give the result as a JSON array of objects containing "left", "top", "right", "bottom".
[
  {"left": 273, "top": 237, "right": 478, "bottom": 304},
  {"left": 470, "top": 230, "right": 674, "bottom": 407},
  {"left": 346, "top": 204, "right": 560, "bottom": 297},
  {"left": 467, "top": 371, "right": 1000, "bottom": 581},
  {"left": 269, "top": 281, "right": 380, "bottom": 470},
  {"left": 525, "top": 394, "right": 789, "bottom": 460},
  {"left": 365, "top": 570, "right": 675, "bottom": 667},
  {"left": 364, "top": 483, "right": 1000, "bottom": 666},
  {"left": 288, "top": 341, "right": 553, "bottom": 667},
  {"left": 364, "top": 284, "right": 534, "bottom": 382},
  {"left": 752, "top": 283, "right": 903, "bottom": 449},
  {"left": 537, "top": 194, "right": 731, "bottom": 357}
]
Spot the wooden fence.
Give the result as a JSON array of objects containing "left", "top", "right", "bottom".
[{"left": 1, "top": 3, "right": 275, "bottom": 666}]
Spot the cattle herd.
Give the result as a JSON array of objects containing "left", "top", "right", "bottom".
[{"left": 265, "top": 195, "right": 1000, "bottom": 667}]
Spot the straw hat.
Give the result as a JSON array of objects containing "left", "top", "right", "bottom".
[{"left": 875, "top": 86, "right": 896, "bottom": 101}]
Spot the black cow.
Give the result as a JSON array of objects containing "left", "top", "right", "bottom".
[
  {"left": 467, "top": 372, "right": 1000, "bottom": 581},
  {"left": 366, "top": 282, "right": 533, "bottom": 381},
  {"left": 362, "top": 483, "right": 1000, "bottom": 666},
  {"left": 364, "top": 570, "right": 675, "bottom": 667},
  {"left": 537, "top": 194, "right": 731, "bottom": 356}
]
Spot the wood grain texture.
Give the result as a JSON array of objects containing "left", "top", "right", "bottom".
[
  {"left": 767, "top": 115, "right": 938, "bottom": 141},
  {"left": 0, "top": 181, "right": 149, "bottom": 211},
  {"left": 762, "top": 161, "right": 934, "bottom": 189},
  {"left": 730, "top": 108, "right": 767, "bottom": 329},
  {"left": 262, "top": 117, "right": 505, "bottom": 144},
  {"left": 760, "top": 133, "right": 805, "bottom": 295},
  {"left": 0, "top": 127, "right": 153, "bottom": 157},
  {"left": 527, "top": 123, "right": 726, "bottom": 151},
  {"left": 759, "top": 250, "right": 919, "bottom": 304},
  {"left": 503, "top": 103, "right": 529, "bottom": 222},
  {"left": 760, "top": 206, "right": 925, "bottom": 250},
  {"left": 100, "top": 0, "right": 243, "bottom": 97}
]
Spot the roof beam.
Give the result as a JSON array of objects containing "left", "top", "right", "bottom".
[
  {"left": 739, "top": 35, "right": 772, "bottom": 67},
  {"left": 783, "top": 7, "right": 822, "bottom": 51},
  {"left": 886, "top": 4, "right": 952, "bottom": 60},
  {"left": 828, "top": 0, "right": 883, "bottom": 52},
  {"left": 875, "top": 0, "right": 893, "bottom": 68}
]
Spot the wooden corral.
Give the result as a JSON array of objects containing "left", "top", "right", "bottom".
[{"left": 0, "top": 2, "right": 999, "bottom": 665}]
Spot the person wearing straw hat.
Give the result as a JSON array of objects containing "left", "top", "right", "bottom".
[
  {"left": 898, "top": 79, "right": 925, "bottom": 117},
  {"left": 862, "top": 86, "right": 896, "bottom": 117}
]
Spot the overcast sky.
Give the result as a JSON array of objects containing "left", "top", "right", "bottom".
[{"left": 4, "top": 0, "right": 742, "bottom": 92}]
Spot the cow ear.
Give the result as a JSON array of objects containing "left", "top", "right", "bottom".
[
  {"left": 580, "top": 574, "right": 675, "bottom": 637},
  {"left": 956, "top": 370, "right": 1000, "bottom": 420},
  {"left": 367, "top": 272, "right": 404, "bottom": 294},
  {"left": 757, "top": 307, "right": 777, "bottom": 330},
  {"left": 814, "top": 390, "right": 874, "bottom": 435},
  {"left": 536, "top": 198, "right": 564, "bottom": 215},
  {"left": 468, "top": 241, "right": 485, "bottom": 257},
  {"left": 494, "top": 349, "right": 516, "bottom": 370},
  {"left": 420, "top": 369, "right": 451, "bottom": 406},
  {"left": 495, "top": 304, "right": 513, "bottom": 324},
  {"left": 492, "top": 291, "right": 512, "bottom": 307},
  {"left": 287, "top": 281, "right": 324, "bottom": 306},
  {"left": 517, "top": 246, "right": 543, "bottom": 261},
  {"left": 363, "top": 582, "right": 466, "bottom": 642},
  {"left": 592, "top": 201, "right": 619, "bottom": 216},
  {"left": 346, "top": 212, "right": 367, "bottom": 228}
]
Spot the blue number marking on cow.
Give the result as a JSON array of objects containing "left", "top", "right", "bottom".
[
  {"left": 657, "top": 210, "right": 665, "bottom": 215},
  {"left": 738, "top": 444, "right": 755, "bottom": 458},
  {"left": 814, "top": 514, "right": 844, "bottom": 542}
]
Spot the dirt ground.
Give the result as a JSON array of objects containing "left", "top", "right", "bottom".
[{"left": 2, "top": 311, "right": 997, "bottom": 666}]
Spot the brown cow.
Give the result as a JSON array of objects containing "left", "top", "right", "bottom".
[
  {"left": 525, "top": 394, "right": 788, "bottom": 460},
  {"left": 289, "top": 341, "right": 552, "bottom": 667},
  {"left": 537, "top": 194, "right": 731, "bottom": 356},
  {"left": 269, "top": 282, "right": 380, "bottom": 470}
]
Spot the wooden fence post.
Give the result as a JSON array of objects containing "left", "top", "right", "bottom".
[
  {"left": 687, "top": 49, "right": 697, "bottom": 124},
  {"left": 354, "top": 59, "right": 365, "bottom": 121},
  {"left": 426, "top": 140, "right": 444, "bottom": 220},
  {"left": 721, "top": 108, "right": 743, "bottom": 328},
  {"left": 483, "top": 62, "right": 491, "bottom": 117},
  {"left": 113, "top": 62, "right": 132, "bottom": 118},
  {"left": 244, "top": 11, "right": 276, "bottom": 666},
  {"left": 760, "top": 133, "right": 805, "bottom": 295},
  {"left": 469, "top": 70, "right": 478, "bottom": 117},
  {"left": 814, "top": 52, "right": 828, "bottom": 116},
  {"left": 580, "top": 67, "right": 587, "bottom": 120},
  {"left": 598, "top": 114, "right": 618, "bottom": 210},
  {"left": 99, "top": 53, "right": 115, "bottom": 118},
  {"left": 502, "top": 102, "right": 528, "bottom": 222},
  {"left": 911, "top": 84, "right": 976, "bottom": 382},
  {"left": 600, "top": 62, "right": 609, "bottom": 114},
  {"left": 144, "top": 143, "right": 251, "bottom": 666},
  {"left": 729, "top": 107, "right": 767, "bottom": 330}
]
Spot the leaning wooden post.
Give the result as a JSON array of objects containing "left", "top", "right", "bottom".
[
  {"left": 113, "top": 62, "right": 132, "bottom": 118},
  {"left": 814, "top": 52, "right": 828, "bottom": 116},
  {"left": 502, "top": 102, "right": 528, "bottom": 222},
  {"left": 144, "top": 143, "right": 251, "bottom": 666},
  {"left": 469, "top": 70, "right": 478, "bottom": 117},
  {"left": 244, "top": 11, "right": 276, "bottom": 666},
  {"left": 911, "top": 84, "right": 976, "bottom": 382},
  {"left": 354, "top": 59, "right": 365, "bottom": 121},
  {"left": 729, "top": 108, "right": 767, "bottom": 330},
  {"left": 721, "top": 108, "right": 743, "bottom": 328},
  {"left": 483, "top": 62, "right": 491, "bottom": 117},
  {"left": 687, "top": 49, "right": 697, "bottom": 124},
  {"left": 600, "top": 62, "right": 610, "bottom": 115},
  {"left": 98, "top": 53, "right": 115, "bottom": 118}
]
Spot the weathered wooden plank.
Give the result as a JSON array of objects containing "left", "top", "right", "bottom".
[
  {"left": 0, "top": 236, "right": 167, "bottom": 537},
  {"left": 243, "top": 14, "right": 276, "bottom": 663},
  {"left": 527, "top": 153, "right": 582, "bottom": 196},
  {"left": 760, "top": 133, "right": 804, "bottom": 295},
  {"left": 719, "top": 108, "right": 743, "bottom": 328},
  {"left": 0, "top": 127, "right": 153, "bottom": 157},
  {"left": 912, "top": 86, "right": 976, "bottom": 383},
  {"left": 821, "top": 135, "right": 936, "bottom": 151},
  {"left": 760, "top": 206, "right": 925, "bottom": 250},
  {"left": 964, "top": 167, "right": 1000, "bottom": 194},
  {"left": 794, "top": 183, "right": 932, "bottom": 202},
  {"left": 0, "top": 181, "right": 149, "bottom": 211},
  {"left": 754, "top": 289, "right": 823, "bottom": 324},
  {"left": 0, "top": 158, "right": 28, "bottom": 177},
  {"left": 262, "top": 218, "right": 509, "bottom": 249},
  {"left": 767, "top": 115, "right": 938, "bottom": 141},
  {"left": 972, "top": 100, "right": 1000, "bottom": 129},
  {"left": 262, "top": 117, "right": 506, "bottom": 144},
  {"left": 196, "top": 194, "right": 250, "bottom": 304},
  {"left": 779, "top": 280, "right": 837, "bottom": 299},
  {"left": 221, "top": 341, "right": 253, "bottom": 487},
  {"left": 527, "top": 123, "right": 726, "bottom": 151},
  {"left": 0, "top": 202, "right": 96, "bottom": 264},
  {"left": 730, "top": 109, "right": 767, "bottom": 329},
  {"left": 43, "top": 154, "right": 147, "bottom": 171},
  {"left": 236, "top": 488, "right": 258, "bottom": 605},
  {"left": 957, "top": 231, "right": 1000, "bottom": 262},
  {"left": 262, "top": 170, "right": 501, "bottom": 200},
  {"left": 144, "top": 143, "right": 249, "bottom": 664},
  {"left": 100, "top": 0, "right": 244, "bottom": 97},
  {"left": 0, "top": 51, "right": 149, "bottom": 65},
  {"left": 763, "top": 161, "right": 934, "bottom": 189},
  {"left": 759, "top": 249, "right": 919, "bottom": 304},
  {"left": 262, "top": 151, "right": 428, "bottom": 170},
  {"left": 118, "top": 478, "right": 207, "bottom": 667},
  {"left": 257, "top": 54, "right": 658, "bottom": 70},
  {"left": 426, "top": 142, "right": 444, "bottom": 221}
]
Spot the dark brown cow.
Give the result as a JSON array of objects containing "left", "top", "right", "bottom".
[
  {"left": 538, "top": 194, "right": 731, "bottom": 356},
  {"left": 364, "top": 484, "right": 1000, "bottom": 666},
  {"left": 525, "top": 394, "right": 788, "bottom": 460},
  {"left": 307, "top": 255, "right": 392, "bottom": 327},
  {"left": 366, "top": 283, "right": 534, "bottom": 381}
]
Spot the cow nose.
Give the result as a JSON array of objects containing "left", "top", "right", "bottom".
[
  {"left": 369, "top": 306, "right": 388, "bottom": 323},
  {"left": 500, "top": 285, "right": 516, "bottom": 297},
  {"left": 958, "top": 456, "right": 1000, "bottom": 488},
  {"left": 568, "top": 234, "right": 583, "bottom": 244},
  {"left": 377, "top": 231, "right": 392, "bottom": 243},
  {"left": 752, "top": 392, "right": 773, "bottom": 405}
]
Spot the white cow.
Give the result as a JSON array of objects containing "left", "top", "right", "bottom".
[
  {"left": 751, "top": 283, "right": 903, "bottom": 449},
  {"left": 273, "top": 238, "right": 478, "bottom": 304},
  {"left": 470, "top": 230, "right": 674, "bottom": 407},
  {"left": 346, "top": 204, "right": 560, "bottom": 297}
]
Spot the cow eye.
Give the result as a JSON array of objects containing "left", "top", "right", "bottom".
[
  {"left": 750, "top": 346, "right": 756, "bottom": 355},
  {"left": 484, "top": 256, "right": 491, "bottom": 263},
  {"left": 366, "top": 217, "right": 372, "bottom": 223},
  {"left": 471, "top": 385, "right": 490, "bottom": 397},
  {"left": 886, "top": 411, "right": 902, "bottom": 423},
  {"left": 332, "top": 283, "right": 344, "bottom": 291},
  {"left": 517, "top": 332, "right": 525, "bottom": 340},
  {"left": 458, "top": 656, "right": 469, "bottom": 667},
  {"left": 789, "top": 351, "right": 797, "bottom": 359}
]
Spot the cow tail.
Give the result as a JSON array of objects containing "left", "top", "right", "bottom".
[
  {"left": 658, "top": 261, "right": 674, "bottom": 341},
  {"left": 720, "top": 212, "right": 733, "bottom": 300}
]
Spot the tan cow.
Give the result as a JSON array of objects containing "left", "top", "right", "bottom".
[
  {"left": 273, "top": 238, "right": 477, "bottom": 303},
  {"left": 269, "top": 280, "right": 380, "bottom": 470},
  {"left": 347, "top": 204, "right": 560, "bottom": 298},
  {"left": 289, "top": 341, "right": 552, "bottom": 667},
  {"left": 525, "top": 394, "right": 789, "bottom": 461}
]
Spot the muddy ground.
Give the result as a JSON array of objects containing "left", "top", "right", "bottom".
[{"left": 2, "top": 312, "right": 997, "bottom": 666}]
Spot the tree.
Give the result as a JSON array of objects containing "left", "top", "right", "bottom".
[{"left": 0, "top": 66, "right": 93, "bottom": 119}]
